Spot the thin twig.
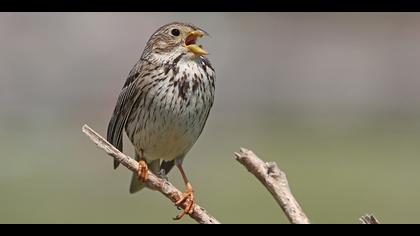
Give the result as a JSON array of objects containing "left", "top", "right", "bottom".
[
  {"left": 234, "top": 148, "right": 310, "bottom": 224},
  {"left": 82, "top": 124, "right": 220, "bottom": 224},
  {"left": 359, "top": 214, "right": 380, "bottom": 224}
]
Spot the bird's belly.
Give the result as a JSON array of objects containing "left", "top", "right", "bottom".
[
  {"left": 126, "top": 96, "right": 211, "bottom": 161},
  {"left": 142, "top": 123, "right": 197, "bottom": 161}
]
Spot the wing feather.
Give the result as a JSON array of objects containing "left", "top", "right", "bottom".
[{"left": 106, "top": 63, "right": 142, "bottom": 169}]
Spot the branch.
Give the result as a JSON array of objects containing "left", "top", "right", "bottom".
[
  {"left": 234, "top": 148, "right": 310, "bottom": 224},
  {"left": 359, "top": 214, "right": 380, "bottom": 224},
  {"left": 82, "top": 124, "right": 220, "bottom": 224}
]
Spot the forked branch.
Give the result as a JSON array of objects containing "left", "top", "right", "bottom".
[
  {"left": 234, "top": 148, "right": 310, "bottom": 224},
  {"left": 234, "top": 148, "right": 380, "bottom": 224}
]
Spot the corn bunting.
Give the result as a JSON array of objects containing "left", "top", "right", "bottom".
[{"left": 106, "top": 22, "right": 215, "bottom": 219}]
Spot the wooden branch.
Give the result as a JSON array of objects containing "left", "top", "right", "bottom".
[
  {"left": 359, "top": 214, "right": 380, "bottom": 224},
  {"left": 82, "top": 124, "right": 220, "bottom": 224},
  {"left": 83, "top": 123, "right": 380, "bottom": 224},
  {"left": 234, "top": 148, "right": 310, "bottom": 224},
  {"left": 234, "top": 148, "right": 382, "bottom": 224}
]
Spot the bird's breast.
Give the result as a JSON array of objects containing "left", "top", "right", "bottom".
[{"left": 126, "top": 58, "right": 215, "bottom": 161}]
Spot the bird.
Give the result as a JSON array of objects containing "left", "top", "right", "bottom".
[{"left": 106, "top": 22, "right": 215, "bottom": 220}]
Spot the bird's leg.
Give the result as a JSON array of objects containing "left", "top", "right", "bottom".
[
  {"left": 137, "top": 149, "right": 148, "bottom": 182},
  {"left": 173, "top": 164, "right": 195, "bottom": 220}
]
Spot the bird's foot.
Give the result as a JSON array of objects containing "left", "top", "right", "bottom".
[
  {"left": 137, "top": 159, "right": 148, "bottom": 182},
  {"left": 173, "top": 183, "right": 195, "bottom": 220}
]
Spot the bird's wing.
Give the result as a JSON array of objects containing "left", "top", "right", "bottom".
[{"left": 107, "top": 63, "right": 143, "bottom": 169}]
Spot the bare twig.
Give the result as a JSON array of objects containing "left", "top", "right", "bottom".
[
  {"left": 83, "top": 123, "right": 379, "bottom": 224},
  {"left": 82, "top": 124, "right": 220, "bottom": 224},
  {"left": 234, "top": 148, "right": 310, "bottom": 224},
  {"left": 359, "top": 214, "right": 380, "bottom": 224}
]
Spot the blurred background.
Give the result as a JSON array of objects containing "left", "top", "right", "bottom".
[{"left": 1, "top": 12, "right": 420, "bottom": 224}]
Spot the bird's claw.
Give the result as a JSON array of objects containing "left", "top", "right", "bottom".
[{"left": 173, "top": 184, "right": 195, "bottom": 220}]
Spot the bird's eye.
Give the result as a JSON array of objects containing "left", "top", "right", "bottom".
[{"left": 170, "top": 29, "right": 180, "bottom": 36}]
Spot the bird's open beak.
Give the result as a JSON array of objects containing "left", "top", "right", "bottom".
[{"left": 184, "top": 30, "right": 208, "bottom": 56}]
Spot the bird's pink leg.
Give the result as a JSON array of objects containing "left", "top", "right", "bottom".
[{"left": 173, "top": 165, "right": 195, "bottom": 220}]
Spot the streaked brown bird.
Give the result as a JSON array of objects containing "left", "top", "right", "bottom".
[{"left": 106, "top": 22, "right": 215, "bottom": 219}]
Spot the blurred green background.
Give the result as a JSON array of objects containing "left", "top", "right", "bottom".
[{"left": 1, "top": 12, "right": 420, "bottom": 224}]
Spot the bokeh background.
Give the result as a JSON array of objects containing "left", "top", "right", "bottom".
[{"left": 1, "top": 12, "right": 420, "bottom": 224}]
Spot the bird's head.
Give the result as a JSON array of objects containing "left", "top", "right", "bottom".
[{"left": 142, "top": 22, "right": 209, "bottom": 63}]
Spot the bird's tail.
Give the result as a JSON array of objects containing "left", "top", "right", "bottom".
[
  {"left": 129, "top": 172, "right": 147, "bottom": 193},
  {"left": 129, "top": 157, "right": 160, "bottom": 194}
]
